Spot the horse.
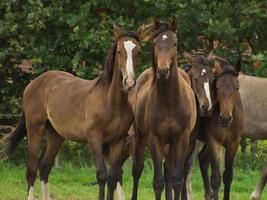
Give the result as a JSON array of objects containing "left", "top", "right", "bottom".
[
  {"left": 196, "top": 55, "right": 244, "bottom": 200},
  {"left": 1, "top": 24, "right": 142, "bottom": 200},
  {"left": 181, "top": 52, "right": 216, "bottom": 200},
  {"left": 236, "top": 74, "right": 267, "bottom": 200},
  {"left": 131, "top": 17, "right": 197, "bottom": 200}
]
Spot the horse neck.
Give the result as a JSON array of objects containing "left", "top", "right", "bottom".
[
  {"left": 154, "top": 63, "right": 180, "bottom": 104},
  {"left": 106, "top": 56, "right": 128, "bottom": 109}
]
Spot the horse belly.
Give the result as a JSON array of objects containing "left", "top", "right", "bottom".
[{"left": 47, "top": 109, "right": 88, "bottom": 142}]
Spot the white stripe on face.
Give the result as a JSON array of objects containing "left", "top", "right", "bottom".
[
  {"left": 123, "top": 40, "right": 136, "bottom": 80},
  {"left": 204, "top": 80, "right": 212, "bottom": 110},
  {"left": 201, "top": 69, "right": 212, "bottom": 110},
  {"left": 28, "top": 186, "right": 34, "bottom": 200}
]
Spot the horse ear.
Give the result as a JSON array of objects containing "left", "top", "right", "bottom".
[
  {"left": 235, "top": 59, "right": 241, "bottom": 73},
  {"left": 170, "top": 16, "right": 178, "bottom": 32},
  {"left": 153, "top": 16, "right": 161, "bottom": 30},
  {"left": 113, "top": 24, "right": 122, "bottom": 38},
  {"left": 184, "top": 52, "right": 193, "bottom": 63}
]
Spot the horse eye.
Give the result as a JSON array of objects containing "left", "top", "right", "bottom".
[{"left": 236, "top": 87, "right": 239, "bottom": 91}]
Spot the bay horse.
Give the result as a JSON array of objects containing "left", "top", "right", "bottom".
[
  {"left": 197, "top": 55, "right": 244, "bottom": 200},
  {"left": 1, "top": 25, "right": 142, "bottom": 200},
  {"left": 181, "top": 52, "right": 216, "bottom": 200},
  {"left": 131, "top": 17, "right": 197, "bottom": 200}
]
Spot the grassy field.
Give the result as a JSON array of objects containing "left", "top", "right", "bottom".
[{"left": 0, "top": 160, "right": 266, "bottom": 200}]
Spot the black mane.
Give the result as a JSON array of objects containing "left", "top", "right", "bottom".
[{"left": 96, "top": 30, "right": 140, "bottom": 85}]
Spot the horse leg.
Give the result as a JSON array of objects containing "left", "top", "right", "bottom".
[
  {"left": 173, "top": 133, "right": 189, "bottom": 200},
  {"left": 26, "top": 122, "right": 46, "bottom": 200},
  {"left": 181, "top": 139, "right": 197, "bottom": 200},
  {"left": 223, "top": 139, "right": 239, "bottom": 200},
  {"left": 39, "top": 127, "right": 64, "bottom": 200},
  {"left": 149, "top": 135, "right": 164, "bottom": 200},
  {"left": 209, "top": 139, "right": 222, "bottom": 200},
  {"left": 116, "top": 147, "right": 130, "bottom": 200},
  {"left": 250, "top": 164, "right": 267, "bottom": 200},
  {"left": 107, "top": 139, "right": 124, "bottom": 200},
  {"left": 131, "top": 130, "right": 145, "bottom": 200},
  {"left": 198, "top": 144, "right": 212, "bottom": 200},
  {"left": 164, "top": 145, "right": 174, "bottom": 200},
  {"left": 88, "top": 131, "right": 107, "bottom": 200}
]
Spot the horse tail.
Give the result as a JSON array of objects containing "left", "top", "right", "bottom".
[{"left": 0, "top": 113, "right": 27, "bottom": 158}]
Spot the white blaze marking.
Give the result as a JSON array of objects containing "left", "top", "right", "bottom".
[
  {"left": 28, "top": 186, "right": 34, "bottom": 200},
  {"left": 41, "top": 181, "right": 51, "bottom": 200},
  {"left": 124, "top": 40, "right": 136, "bottom": 80},
  {"left": 204, "top": 80, "right": 212, "bottom": 111},
  {"left": 162, "top": 34, "right": 168, "bottom": 40},
  {"left": 201, "top": 69, "right": 206, "bottom": 75},
  {"left": 116, "top": 182, "right": 125, "bottom": 200}
]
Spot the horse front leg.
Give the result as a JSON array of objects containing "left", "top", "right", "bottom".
[
  {"left": 223, "top": 139, "right": 239, "bottom": 200},
  {"left": 173, "top": 132, "right": 190, "bottom": 200},
  {"left": 88, "top": 131, "right": 107, "bottom": 200},
  {"left": 198, "top": 144, "right": 212, "bottom": 200},
  {"left": 149, "top": 135, "right": 164, "bottom": 200},
  {"left": 209, "top": 138, "right": 222, "bottom": 200},
  {"left": 131, "top": 129, "right": 146, "bottom": 200},
  {"left": 164, "top": 144, "right": 175, "bottom": 200},
  {"left": 107, "top": 138, "right": 125, "bottom": 200}
]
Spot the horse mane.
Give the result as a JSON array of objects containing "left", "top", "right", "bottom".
[{"left": 96, "top": 30, "right": 140, "bottom": 85}]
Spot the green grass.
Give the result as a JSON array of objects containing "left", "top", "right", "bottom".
[{"left": 0, "top": 160, "right": 266, "bottom": 200}]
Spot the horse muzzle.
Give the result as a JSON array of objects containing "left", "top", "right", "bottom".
[
  {"left": 218, "top": 115, "right": 233, "bottom": 127},
  {"left": 123, "top": 78, "right": 136, "bottom": 91},
  {"left": 156, "top": 67, "right": 170, "bottom": 80},
  {"left": 199, "top": 105, "right": 212, "bottom": 117}
]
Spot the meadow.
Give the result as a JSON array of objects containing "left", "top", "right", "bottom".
[{"left": 0, "top": 159, "right": 266, "bottom": 200}]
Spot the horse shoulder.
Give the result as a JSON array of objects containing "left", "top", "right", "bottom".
[{"left": 178, "top": 67, "right": 191, "bottom": 86}]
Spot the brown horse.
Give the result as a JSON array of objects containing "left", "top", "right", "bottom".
[
  {"left": 181, "top": 52, "right": 216, "bottom": 200},
  {"left": 131, "top": 17, "right": 197, "bottom": 200},
  {"left": 197, "top": 55, "right": 244, "bottom": 200},
  {"left": 1, "top": 25, "right": 142, "bottom": 200}
]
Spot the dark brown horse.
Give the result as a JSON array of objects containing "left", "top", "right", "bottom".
[
  {"left": 197, "top": 55, "right": 244, "bottom": 200},
  {"left": 131, "top": 17, "right": 197, "bottom": 200},
  {"left": 181, "top": 52, "right": 216, "bottom": 200},
  {"left": 1, "top": 25, "right": 142, "bottom": 200}
]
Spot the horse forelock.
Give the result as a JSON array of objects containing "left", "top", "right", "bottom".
[{"left": 151, "top": 22, "right": 174, "bottom": 39}]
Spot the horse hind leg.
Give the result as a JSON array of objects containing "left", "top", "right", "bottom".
[
  {"left": 26, "top": 121, "right": 46, "bottom": 200},
  {"left": 250, "top": 164, "right": 267, "bottom": 200},
  {"left": 39, "top": 124, "right": 64, "bottom": 200}
]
